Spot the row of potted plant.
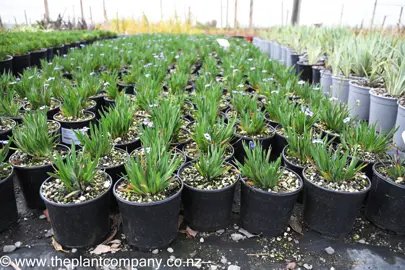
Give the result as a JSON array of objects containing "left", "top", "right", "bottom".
[
  {"left": 0, "top": 30, "right": 117, "bottom": 75},
  {"left": 0, "top": 34, "right": 404, "bottom": 252},
  {"left": 256, "top": 26, "right": 405, "bottom": 151}
]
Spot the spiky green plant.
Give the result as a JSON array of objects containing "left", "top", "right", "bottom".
[
  {"left": 48, "top": 143, "right": 99, "bottom": 192},
  {"left": 0, "top": 139, "right": 12, "bottom": 178},
  {"left": 279, "top": 105, "right": 318, "bottom": 134},
  {"left": 307, "top": 141, "right": 366, "bottom": 183},
  {"left": 13, "top": 111, "right": 57, "bottom": 159},
  {"left": 236, "top": 141, "right": 283, "bottom": 189},
  {"left": 59, "top": 86, "right": 86, "bottom": 119},
  {"left": 0, "top": 90, "right": 22, "bottom": 117},
  {"left": 238, "top": 109, "right": 267, "bottom": 136},
  {"left": 284, "top": 127, "right": 314, "bottom": 165},
  {"left": 385, "top": 153, "right": 405, "bottom": 182},
  {"left": 75, "top": 122, "right": 113, "bottom": 160},
  {"left": 168, "top": 72, "right": 189, "bottom": 94},
  {"left": 195, "top": 145, "right": 229, "bottom": 182},
  {"left": 341, "top": 121, "right": 396, "bottom": 154},
  {"left": 150, "top": 99, "right": 182, "bottom": 142},
  {"left": 122, "top": 145, "right": 181, "bottom": 195},
  {"left": 318, "top": 101, "right": 351, "bottom": 134}
]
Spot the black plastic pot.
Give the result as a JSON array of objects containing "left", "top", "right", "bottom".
[
  {"left": 11, "top": 144, "right": 70, "bottom": 209},
  {"left": 48, "top": 120, "right": 61, "bottom": 144},
  {"left": 290, "top": 54, "right": 299, "bottom": 74},
  {"left": 233, "top": 128, "right": 275, "bottom": 163},
  {"left": 178, "top": 161, "right": 238, "bottom": 231},
  {"left": 0, "top": 118, "right": 16, "bottom": 141},
  {"left": 312, "top": 66, "right": 322, "bottom": 85},
  {"left": 103, "top": 96, "right": 115, "bottom": 108},
  {"left": 84, "top": 100, "right": 98, "bottom": 117},
  {"left": 61, "top": 44, "right": 69, "bottom": 55},
  {"left": 89, "top": 94, "right": 105, "bottom": 119},
  {"left": 240, "top": 169, "right": 302, "bottom": 236},
  {"left": 40, "top": 172, "right": 112, "bottom": 248},
  {"left": 114, "top": 177, "right": 183, "bottom": 250},
  {"left": 53, "top": 112, "right": 96, "bottom": 146},
  {"left": 46, "top": 47, "right": 54, "bottom": 62},
  {"left": 170, "top": 128, "right": 192, "bottom": 151},
  {"left": 115, "top": 136, "right": 141, "bottom": 154},
  {"left": 117, "top": 82, "right": 135, "bottom": 94},
  {"left": 0, "top": 169, "right": 18, "bottom": 232},
  {"left": 52, "top": 45, "right": 64, "bottom": 58},
  {"left": 365, "top": 162, "right": 405, "bottom": 234},
  {"left": 282, "top": 146, "right": 304, "bottom": 203},
  {"left": 273, "top": 126, "right": 287, "bottom": 161},
  {"left": 296, "top": 62, "right": 313, "bottom": 83},
  {"left": 30, "top": 49, "right": 47, "bottom": 68},
  {"left": 264, "top": 114, "right": 279, "bottom": 128},
  {"left": 12, "top": 53, "right": 31, "bottom": 76},
  {"left": 22, "top": 99, "right": 61, "bottom": 121},
  {"left": 302, "top": 167, "right": 371, "bottom": 237},
  {"left": 0, "top": 55, "right": 13, "bottom": 74}
]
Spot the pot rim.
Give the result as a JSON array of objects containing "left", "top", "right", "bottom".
[
  {"left": 372, "top": 162, "right": 405, "bottom": 190},
  {"left": 397, "top": 98, "right": 405, "bottom": 109},
  {"left": 369, "top": 89, "right": 400, "bottom": 100},
  {"left": 53, "top": 111, "right": 95, "bottom": 124},
  {"left": 23, "top": 97, "right": 61, "bottom": 111},
  {"left": 302, "top": 166, "right": 371, "bottom": 195},
  {"left": 0, "top": 117, "right": 17, "bottom": 134},
  {"left": 348, "top": 80, "right": 371, "bottom": 90},
  {"left": 332, "top": 75, "right": 350, "bottom": 81},
  {"left": 40, "top": 170, "right": 113, "bottom": 207},
  {"left": 183, "top": 141, "right": 234, "bottom": 162},
  {"left": 30, "top": 48, "right": 48, "bottom": 53},
  {"left": 13, "top": 52, "right": 31, "bottom": 57},
  {"left": 177, "top": 160, "right": 239, "bottom": 193},
  {"left": 0, "top": 166, "right": 14, "bottom": 185},
  {"left": 47, "top": 120, "right": 61, "bottom": 133},
  {"left": 282, "top": 145, "right": 304, "bottom": 170},
  {"left": 10, "top": 144, "right": 70, "bottom": 170},
  {"left": 0, "top": 55, "right": 13, "bottom": 62},
  {"left": 113, "top": 176, "right": 183, "bottom": 206},
  {"left": 240, "top": 166, "right": 303, "bottom": 196}
]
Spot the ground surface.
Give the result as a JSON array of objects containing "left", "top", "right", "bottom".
[{"left": 1, "top": 178, "right": 405, "bottom": 270}]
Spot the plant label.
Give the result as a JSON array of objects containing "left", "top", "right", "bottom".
[{"left": 61, "top": 128, "right": 87, "bottom": 145}]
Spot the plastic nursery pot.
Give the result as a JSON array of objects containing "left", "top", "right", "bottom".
[
  {"left": 312, "top": 66, "right": 322, "bottom": 85},
  {"left": 46, "top": 47, "right": 54, "bottom": 62},
  {"left": 170, "top": 128, "right": 192, "bottom": 151},
  {"left": 232, "top": 127, "right": 275, "bottom": 163},
  {"left": 89, "top": 94, "right": 105, "bottom": 119},
  {"left": 178, "top": 161, "right": 238, "bottom": 231},
  {"left": 30, "top": 49, "right": 47, "bottom": 68},
  {"left": 320, "top": 70, "right": 332, "bottom": 95},
  {"left": 84, "top": 100, "right": 98, "bottom": 117},
  {"left": 365, "top": 162, "right": 405, "bottom": 234},
  {"left": 282, "top": 146, "right": 304, "bottom": 203},
  {"left": 53, "top": 111, "right": 96, "bottom": 146},
  {"left": 369, "top": 89, "right": 398, "bottom": 134},
  {"left": 347, "top": 81, "right": 371, "bottom": 121},
  {"left": 53, "top": 45, "right": 65, "bottom": 57},
  {"left": 240, "top": 169, "right": 302, "bottom": 236},
  {"left": 393, "top": 101, "right": 405, "bottom": 151},
  {"left": 0, "top": 118, "right": 16, "bottom": 140},
  {"left": 264, "top": 114, "right": 279, "bottom": 128},
  {"left": 10, "top": 144, "right": 70, "bottom": 210},
  {"left": 40, "top": 172, "right": 112, "bottom": 248},
  {"left": 290, "top": 54, "right": 299, "bottom": 74},
  {"left": 12, "top": 53, "right": 31, "bottom": 77},
  {"left": 113, "top": 177, "right": 183, "bottom": 250},
  {"left": 103, "top": 96, "right": 115, "bottom": 108},
  {"left": 22, "top": 99, "right": 61, "bottom": 121},
  {"left": 296, "top": 62, "right": 313, "bottom": 82},
  {"left": 331, "top": 76, "right": 350, "bottom": 103},
  {"left": 117, "top": 82, "right": 135, "bottom": 95},
  {"left": 0, "top": 55, "right": 13, "bottom": 74},
  {"left": 302, "top": 167, "right": 371, "bottom": 237},
  {"left": 0, "top": 168, "right": 18, "bottom": 232}
]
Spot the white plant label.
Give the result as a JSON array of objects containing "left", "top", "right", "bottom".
[
  {"left": 402, "top": 131, "right": 405, "bottom": 145},
  {"left": 61, "top": 127, "right": 86, "bottom": 145}
]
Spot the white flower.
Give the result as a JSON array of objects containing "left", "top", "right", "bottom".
[
  {"left": 238, "top": 84, "right": 245, "bottom": 88},
  {"left": 204, "top": 84, "right": 211, "bottom": 88},
  {"left": 149, "top": 104, "right": 158, "bottom": 108},
  {"left": 175, "top": 55, "right": 179, "bottom": 59},
  {"left": 262, "top": 78, "right": 268, "bottom": 82},
  {"left": 233, "top": 69, "right": 239, "bottom": 73},
  {"left": 312, "top": 139, "right": 324, "bottom": 144},
  {"left": 329, "top": 97, "right": 338, "bottom": 101},
  {"left": 28, "top": 75, "right": 34, "bottom": 79},
  {"left": 204, "top": 133, "right": 212, "bottom": 141},
  {"left": 271, "top": 90, "right": 279, "bottom": 94},
  {"left": 250, "top": 67, "right": 256, "bottom": 70},
  {"left": 39, "top": 105, "right": 47, "bottom": 110},
  {"left": 356, "top": 100, "right": 361, "bottom": 106},
  {"left": 9, "top": 81, "right": 17, "bottom": 85},
  {"left": 90, "top": 72, "right": 96, "bottom": 76},
  {"left": 81, "top": 127, "right": 90, "bottom": 132},
  {"left": 100, "top": 53, "right": 105, "bottom": 57},
  {"left": 312, "top": 87, "right": 320, "bottom": 90},
  {"left": 43, "top": 84, "right": 50, "bottom": 88},
  {"left": 144, "top": 147, "right": 151, "bottom": 153},
  {"left": 298, "top": 80, "right": 305, "bottom": 85},
  {"left": 104, "top": 82, "right": 110, "bottom": 86},
  {"left": 0, "top": 140, "right": 9, "bottom": 144},
  {"left": 305, "top": 108, "right": 314, "bottom": 117},
  {"left": 145, "top": 74, "right": 151, "bottom": 78},
  {"left": 248, "top": 58, "right": 253, "bottom": 61},
  {"left": 343, "top": 117, "right": 351, "bottom": 123},
  {"left": 70, "top": 58, "right": 75, "bottom": 61},
  {"left": 143, "top": 119, "right": 153, "bottom": 127},
  {"left": 262, "top": 70, "right": 267, "bottom": 73},
  {"left": 47, "top": 77, "right": 55, "bottom": 82}
]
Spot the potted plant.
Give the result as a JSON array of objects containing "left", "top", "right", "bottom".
[
  {"left": 0, "top": 117, "right": 16, "bottom": 141},
  {"left": 233, "top": 95, "right": 275, "bottom": 162},
  {"left": 365, "top": 154, "right": 405, "bottom": 234},
  {"left": 340, "top": 121, "right": 395, "bottom": 180},
  {"left": 76, "top": 122, "right": 129, "bottom": 191},
  {"left": 178, "top": 145, "right": 239, "bottom": 231},
  {"left": 103, "top": 71, "right": 121, "bottom": 107},
  {"left": 12, "top": 44, "right": 31, "bottom": 76},
  {"left": 114, "top": 140, "right": 183, "bottom": 250},
  {"left": 303, "top": 141, "right": 370, "bottom": 237},
  {"left": 369, "top": 48, "right": 405, "bottom": 133},
  {"left": 297, "top": 41, "right": 324, "bottom": 83},
  {"left": 0, "top": 51, "right": 13, "bottom": 74},
  {"left": 236, "top": 141, "right": 302, "bottom": 236},
  {"left": 0, "top": 89, "right": 24, "bottom": 123},
  {"left": 0, "top": 140, "right": 18, "bottom": 232},
  {"left": 29, "top": 41, "right": 48, "bottom": 68},
  {"left": 53, "top": 87, "right": 96, "bottom": 146},
  {"left": 100, "top": 95, "right": 140, "bottom": 153},
  {"left": 10, "top": 112, "right": 69, "bottom": 209},
  {"left": 41, "top": 143, "right": 112, "bottom": 248},
  {"left": 330, "top": 41, "right": 352, "bottom": 103}
]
